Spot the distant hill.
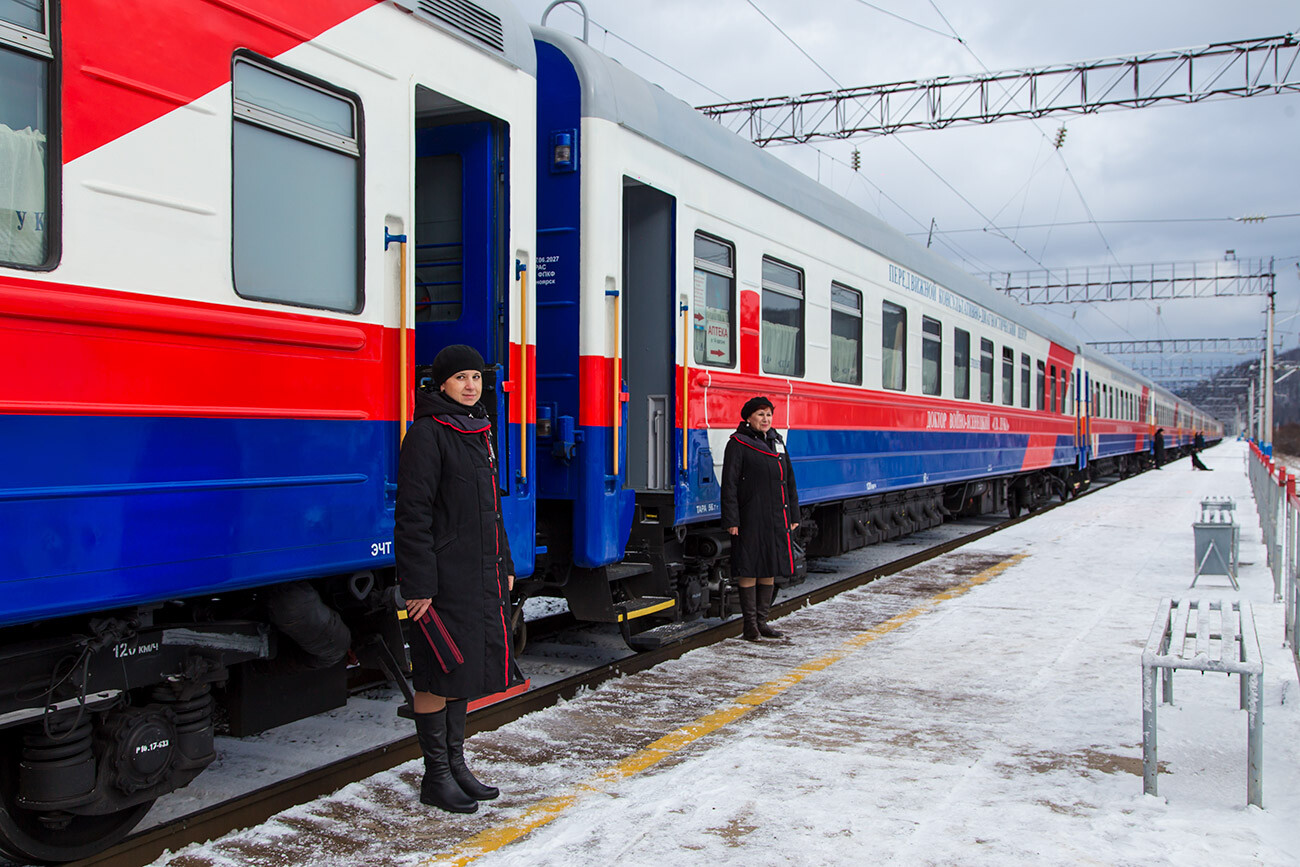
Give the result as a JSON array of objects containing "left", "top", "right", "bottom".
[{"left": 1174, "top": 347, "right": 1300, "bottom": 431}]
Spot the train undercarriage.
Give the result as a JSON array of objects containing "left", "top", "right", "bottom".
[
  {"left": 528, "top": 464, "right": 1096, "bottom": 650},
  {"left": 0, "top": 575, "right": 406, "bottom": 864}
]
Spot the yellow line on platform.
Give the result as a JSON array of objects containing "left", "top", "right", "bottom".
[{"left": 427, "top": 551, "right": 1029, "bottom": 866}]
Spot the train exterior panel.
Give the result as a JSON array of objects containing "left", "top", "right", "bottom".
[
  {"left": 0, "top": 1, "right": 538, "bottom": 860},
  {"left": 1, "top": 0, "right": 539, "bottom": 628},
  {"left": 533, "top": 29, "right": 1089, "bottom": 578}
]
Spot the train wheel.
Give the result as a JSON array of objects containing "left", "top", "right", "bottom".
[
  {"left": 1007, "top": 490, "right": 1021, "bottom": 519},
  {"left": 0, "top": 732, "right": 154, "bottom": 864},
  {"left": 509, "top": 600, "right": 528, "bottom": 655}
]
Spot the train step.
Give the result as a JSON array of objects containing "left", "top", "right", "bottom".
[
  {"left": 614, "top": 595, "right": 675, "bottom": 623},
  {"left": 605, "top": 561, "right": 654, "bottom": 582},
  {"left": 625, "top": 618, "right": 716, "bottom": 651}
]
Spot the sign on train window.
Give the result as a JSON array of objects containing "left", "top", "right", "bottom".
[
  {"left": 0, "top": 0, "right": 54, "bottom": 269},
  {"left": 232, "top": 56, "right": 362, "bottom": 313},
  {"left": 953, "top": 328, "right": 970, "bottom": 400},
  {"left": 881, "top": 300, "right": 906, "bottom": 391},
  {"left": 921, "top": 316, "right": 941, "bottom": 395},
  {"left": 761, "top": 257, "right": 804, "bottom": 377},
  {"left": 693, "top": 233, "right": 734, "bottom": 367},
  {"left": 979, "top": 338, "right": 994, "bottom": 403},
  {"left": 831, "top": 282, "right": 862, "bottom": 385}
]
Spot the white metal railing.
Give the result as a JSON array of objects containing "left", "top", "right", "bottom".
[{"left": 1245, "top": 440, "right": 1299, "bottom": 679}]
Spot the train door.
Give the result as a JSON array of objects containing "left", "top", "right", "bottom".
[
  {"left": 621, "top": 178, "right": 676, "bottom": 495},
  {"left": 412, "top": 93, "right": 509, "bottom": 475}
]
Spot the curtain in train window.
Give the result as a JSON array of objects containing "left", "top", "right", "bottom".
[
  {"left": 0, "top": 1, "right": 52, "bottom": 267},
  {"left": 979, "top": 338, "right": 994, "bottom": 402},
  {"left": 881, "top": 300, "right": 906, "bottom": 391},
  {"left": 921, "top": 316, "right": 941, "bottom": 395},
  {"left": 233, "top": 57, "right": 361, "bottom": 312},
  {"left": 761, "top": 257, "right": 804, "bottom": 377},
  {"left": 831, "top": 282, "right": 862, "bottom": 384},
  {"left": 953, "top": 328, "right": 970, "bottom": 399},
  {"left": 694, "top": 233, "right": 735, "bottom": 367}
]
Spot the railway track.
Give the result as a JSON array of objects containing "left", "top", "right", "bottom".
[{"left": 62, "top": 479, "right": 1112, "bottom": 867}]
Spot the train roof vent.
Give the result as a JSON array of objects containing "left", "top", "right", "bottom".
[{"left": 416, "top": 0, "right": 505, "bottom": 53}]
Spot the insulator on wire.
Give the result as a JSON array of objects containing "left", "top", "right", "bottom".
[
  {"left": 850, "top": 147, "right": 860, "bottom": 171},
  {"left": 1053, "top": 126, "right": 1067, "bottom": 149}
]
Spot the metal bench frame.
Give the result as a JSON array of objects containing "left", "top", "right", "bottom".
[{"left": 1141, "top": 597, "right": 1263, "bottom": 807}]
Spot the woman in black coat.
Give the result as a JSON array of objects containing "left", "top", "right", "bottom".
[
  {"left": 395, "top": 344, "right": 513, "bottom": 814},
  {"left": 721, "top": 396, "right": 800, "bottom": 640}
]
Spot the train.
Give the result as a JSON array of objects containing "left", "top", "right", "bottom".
[{"left": 0, "top": 1, "right": 1221, "bottom": 861}]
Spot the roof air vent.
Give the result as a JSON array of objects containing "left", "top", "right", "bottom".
[{"left": 416, "top": 0, "right": 505, "bottom": 53}]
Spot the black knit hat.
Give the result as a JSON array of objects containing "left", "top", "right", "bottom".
[
  {"left": 431, "top": 344, "right": 485, "bottom": 388},
  {"left": 740, "top": 395, "right": 775, "bottom": 421}
]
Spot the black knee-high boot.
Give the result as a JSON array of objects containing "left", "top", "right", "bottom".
[
  {"left": 755, "top": 583, "right": 784, "bottom": 638},
  {"left": 414, "top": 710, "right": 478, "bottom": 813},
  {"left": 738, "top": 585, "right": 760, "bottom": 640},
  {"left": 445, "top": 700, "right": 499, "bottom": 801}
]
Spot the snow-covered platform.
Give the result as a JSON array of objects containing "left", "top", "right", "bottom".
[{"left": 149, "top": 440, "right": 1300, "bottom": 866}]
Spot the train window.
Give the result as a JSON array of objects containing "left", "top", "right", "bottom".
[
  {"left": 761, "top": 257, "right": 804, "bottom": 377},
  {"left": 953, "top": 328, "right": 970, "bottom": 399},
  {"left": 881, "top": 300, "right": 906, "bottom": 390},
  {"left": 921, "top": 316, "right": 941, "bottom": 395},
  {"left": 1000, "top": 347, "right": 1014, "bottom": 406},
  {"left": 1049, "top": 365, "right": 1057, "bottom": 412},
  {"left": 232, "top": 56, "right": 362, "bottom": 313},
  {"left": 831, "top": 282, "right": 862, "bottom": 384},
  {"left": 1019, "top": 353, "right": 1029, "bottom": 408},
  {"left": 1061, "top": 371, "right": 1069, "bottom": 415},
  {"left": 1036, "top": 360, "right": 1046, "bottom": 410},
  {"left": 693, "top": 233, "right": 735, "bottom": 367},
  {"left": 0, "top": 0, "right": 54, "bottom": 268},
  {"left": 979, "top": 338, "right": 994, "bottom": 402}
]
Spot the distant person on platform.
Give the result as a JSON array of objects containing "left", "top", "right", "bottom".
[
  {"left": 1191, "top": 431, "right": 1212, "bottom": 471},
  {"left": 1153, "top": 427, "right": 1166, "bottom": 469},
  {"left": 721, "top": 396, "right": 800, "bottom": 641}
]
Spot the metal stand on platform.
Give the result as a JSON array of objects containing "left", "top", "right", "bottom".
[
  {"left": 1141, "top": 598, "right": 1263, "bottom": 807},
  {"left": 1192, "top": 498, "right": 1239, "bottom": 589}
]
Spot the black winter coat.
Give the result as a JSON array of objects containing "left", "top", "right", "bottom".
[
  {"left": 395, "top": 389, "right": 514, "bottom": 699},
  {"left": 721, "top": 424, "right": 800, "bottom": 578}
]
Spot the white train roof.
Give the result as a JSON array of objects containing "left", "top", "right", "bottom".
[{"left": 533, "top": 27, "right": 1080, "bottom": 353}]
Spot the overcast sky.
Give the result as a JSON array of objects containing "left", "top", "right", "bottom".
[{"left": 513, "top": 0, "right": 1300, "bottom": 380}]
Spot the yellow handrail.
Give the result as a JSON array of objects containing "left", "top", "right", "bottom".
[
  {"left": 398, "top": 237, "right": 409, "bottom": 444},
  {"left": 519, "top": 265, "right": 528, "bottom": 482},
  {"left": 681, "top": 299, "right": 689, "bottom": 472},
  {"left": 612, "top": 287, "right": 621, "bottom": 476}
]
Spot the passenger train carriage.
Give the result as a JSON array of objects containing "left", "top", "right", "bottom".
[
  {"left": 0, "top": 3, "right": 1221, "bottom": 861},
  {"left": 0, "top": 1, "right": 536, "bottom": 861},
  {"left": 528, "top": 27, "right": 1218, "bottom": 632}
]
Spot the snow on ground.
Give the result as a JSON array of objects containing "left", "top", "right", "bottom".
[{"left": 149, "top": 440, "right": 1299, "bottom": 866}]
